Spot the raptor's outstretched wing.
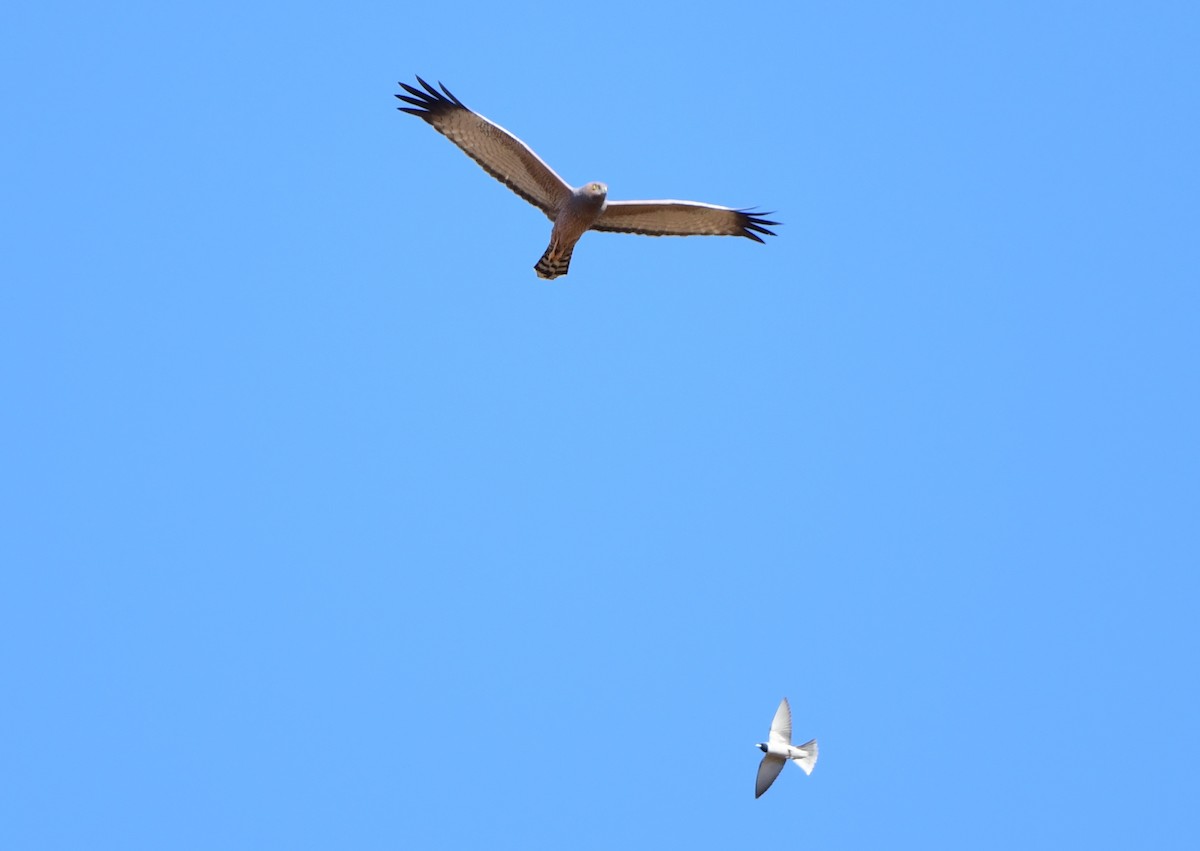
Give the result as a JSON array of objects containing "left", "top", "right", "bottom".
[
  {"left": 396, "top": 76, "right": 571, "bottom": 217},
  {"left": 593, "top": 200, "right": 778, "bottom": 242}
]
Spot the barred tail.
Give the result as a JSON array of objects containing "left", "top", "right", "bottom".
[{"left": 534, "top": 243, "right": 573, "bottom": 279}]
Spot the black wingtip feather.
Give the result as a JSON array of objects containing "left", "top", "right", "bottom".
[
  {"left": 397, "top": 77, "right": 468, "bottom": 119},
  {"left": 737, "top": 209, "right": 781, "bottom": 241},
  {"left": 439, "top": 81, "right": 464, "bottom": 108}
]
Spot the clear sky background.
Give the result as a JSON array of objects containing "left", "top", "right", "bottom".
[{"left": 2, "top": 1, "right": 1198, "bottom": 848}]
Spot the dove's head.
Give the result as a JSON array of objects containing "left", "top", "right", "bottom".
[{"left": 756, "top": 742, "right": 768, "bottom": 753}]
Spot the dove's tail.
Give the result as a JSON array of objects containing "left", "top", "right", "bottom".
[{"left": 790, "top": 739, "right": 818, "bottom": 775}]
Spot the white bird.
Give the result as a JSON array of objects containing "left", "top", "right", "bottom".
[{"left": 754, "top": 697, "right": 818, "bottom": 798}]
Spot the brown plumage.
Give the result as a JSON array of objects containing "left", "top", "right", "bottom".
[{"left": 397, "top": 76, "right": 778, "bottom": 279}]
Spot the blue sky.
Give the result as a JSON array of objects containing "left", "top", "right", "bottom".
[{"left": 2, "top": 1, "right": 1198, "bottom": 848}]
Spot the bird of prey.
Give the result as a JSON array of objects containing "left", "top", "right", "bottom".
[
  {"left": 395, "top": 76, "right": 778, "bottom": 279},
  {"left": 755, "top": 697, "right": 818, "bottom": 798}
]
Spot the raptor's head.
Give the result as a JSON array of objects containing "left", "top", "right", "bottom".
[
  {"left": 586, "top": 181, "right": 608, "bottom": 199},
  {"left": 755, "top": 742, "right": 768, "bottom": 753}
]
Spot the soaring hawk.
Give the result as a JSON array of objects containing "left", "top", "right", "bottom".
[{"left": 396, "top": 77, "right": 778, "bottom": 279}]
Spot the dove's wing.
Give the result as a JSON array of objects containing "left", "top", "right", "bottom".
[
  {"left": 769, "top": 697, "right": 792, "bottom": 746},
  {"left": 755, "top": 754, "right": 787, "bottom": 798}
]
